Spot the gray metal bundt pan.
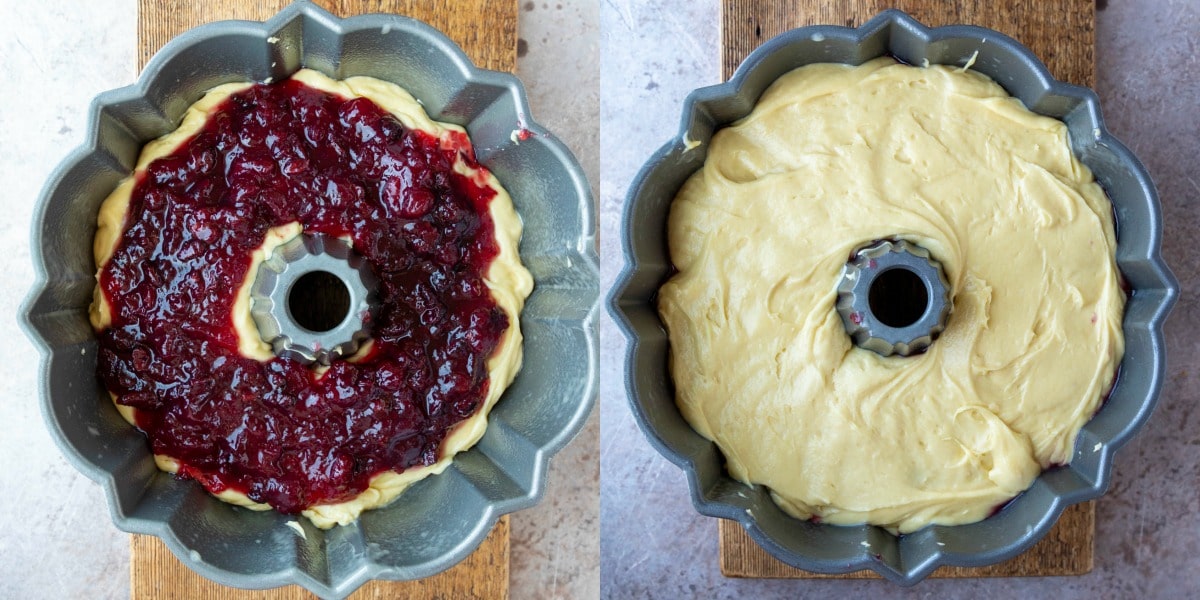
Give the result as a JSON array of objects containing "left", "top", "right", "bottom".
[
  {"left": 609, "top": 10, "right": 1176, "bottom": 585},
  {"left": 21, "top": 2, "right": 597, "bottom": 598}
]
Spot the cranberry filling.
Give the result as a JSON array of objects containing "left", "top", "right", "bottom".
[{"left": 96, "top": 79, "right": 508, "bottom": 513}]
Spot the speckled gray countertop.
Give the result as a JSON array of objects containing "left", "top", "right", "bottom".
[
  {"left": 600, "top": 1, "right": 1200, "bottom": 598},
  {"left": 0, "top": 1, "right": 597, "bottom": 598}
]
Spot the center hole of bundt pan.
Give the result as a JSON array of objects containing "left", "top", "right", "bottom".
[
  {"left": 836, "top": 239, "right": 950, "bottom": 357},
  {"left": 868, "top": 267, "right": 929, "bottom": 328},
  {"left": 288, "top": 270, "right": 351, "bottom": 333}
]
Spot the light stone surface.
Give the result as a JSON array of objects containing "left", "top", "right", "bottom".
[
  {"left": 0, "top": 0, "right": 598, "bottom": 598},
  {"left": 600, "top": 0, "right": 1200, "bottom": 598}
]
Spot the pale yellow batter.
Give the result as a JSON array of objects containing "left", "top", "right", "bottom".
[
  {"left": 659, "top": 57, "right": 1124, "bottom": 533},
  {"left": 91, "top": 69, "right": 533, "bottom": 529}
]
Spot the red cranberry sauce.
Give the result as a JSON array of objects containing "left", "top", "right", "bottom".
[{"left": 96, "top": 79, "right": 509, "bottom": 513}]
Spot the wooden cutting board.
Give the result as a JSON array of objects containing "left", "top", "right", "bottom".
[
  {"left": 132, "top": 517, "right": 509, "bottom": 599},
  {"left": 131, "top": 1, "right": 516, "bottom": 598},
  {"left": 138, "top": 0, "right": 517, "bottom": 72},
  {"left": 718, "top": 0, "right": 1096, "bottom": 579}
]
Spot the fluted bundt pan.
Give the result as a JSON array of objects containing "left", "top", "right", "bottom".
[
  {"left": 610, "top": 10, "right": 1175, "bottom": 585},
  {"left": 22, "top": 2, "right": 598, "bottom": 598}
]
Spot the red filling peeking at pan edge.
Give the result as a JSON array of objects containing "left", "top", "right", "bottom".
[{"left": 96, "top": 79, "right": 508, "bottom": 514}]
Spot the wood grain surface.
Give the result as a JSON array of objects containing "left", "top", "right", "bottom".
[
  {"left": 720, "top": 502, "right": 1094, "bottom": 578},
  {"left": 132, "top": 516, "right": 509, "bottom": 599},
  {"left": 132, "top": 0, "right": 516, "bottom": 597},
  {"left": 718, "top": 0, "right": 1097, "bottom": 579},
  {"left": 721, "top": 0, "right": 1094, "bottom": 87},
  {"left": 138, "top": 0, "right": 517, "bottom": 72}
]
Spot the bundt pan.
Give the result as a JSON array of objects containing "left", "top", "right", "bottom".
[
  {"left": 609, "top": 9, "right": 1175, "bottom": 586},
  {"left": 22, "top": 1, "right": 597, "bottom": 598}
]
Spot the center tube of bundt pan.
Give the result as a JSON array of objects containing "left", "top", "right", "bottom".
[
  {"left": 250, "top": 233, "right": 378, "bottom": 365},
  {"left": 835, "top": 239, "right": 950, "bottom": 357}
]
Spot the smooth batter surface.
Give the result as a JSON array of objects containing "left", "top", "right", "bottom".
[
  {"left": 659, "top": 58, "right": 1124, "bottom": 533},
  {"left": 92, "top": 69, "right": 532, "bottom": 528}
]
